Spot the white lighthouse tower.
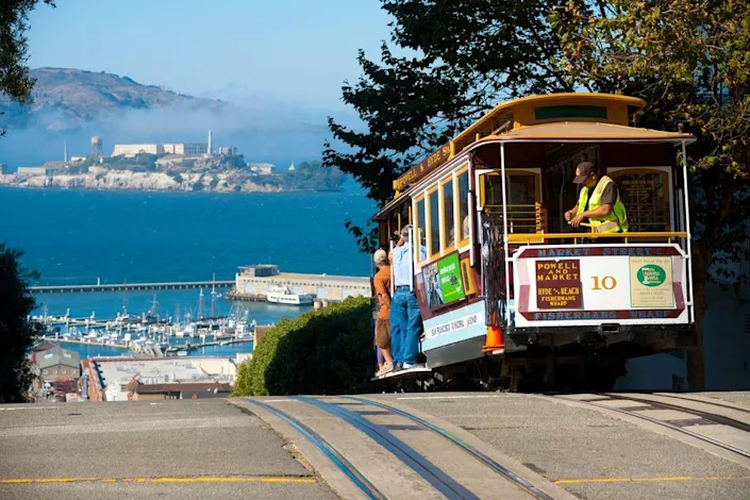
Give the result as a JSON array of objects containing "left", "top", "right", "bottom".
[{"left": 207, "top": 129, "right": 213, "bottom": 155}]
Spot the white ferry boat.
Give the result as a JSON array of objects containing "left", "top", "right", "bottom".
[{"left": 267, "top": 286, "right": 313, "bottom": 305}]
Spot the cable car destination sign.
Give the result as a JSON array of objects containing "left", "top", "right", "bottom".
[
  {"left": 512, "top": 244, "right": 688, "bottom": 327},
  {"left": 393, "top": 142, "right": 453, "bottom": 192}
]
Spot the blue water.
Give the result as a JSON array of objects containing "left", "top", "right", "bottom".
[
  {"left": 0, "top": 185, "right": 376, "bottom": 357},
  {"left": 1, "top": 186, "right": 374, "bottom": 285}
]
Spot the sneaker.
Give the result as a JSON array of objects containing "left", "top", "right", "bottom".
[{"left": 376, "top": 363, "right": 393, "bottom": 377}]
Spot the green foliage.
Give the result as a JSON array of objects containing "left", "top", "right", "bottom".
[
  {"left": 0, "top": 1, "right": 56, "bottom": 137},
  {"left": 209, "top": 176, "right": 219, "bottom": 189},
  {"left": 323, "top": 0, "right": 572, "bottom": 250},
  {"left": 554, "top": 0, "right": 750, "bottom": 283},
  {"left": 552, "top": 0, "right": 750, "bottom": 388},
  {"left": 330, "top": 0, "right": 750, "bottom": 387},
  {"left": 231, "top": 297, "right": 374, "bottom": 396},
  {"left": 191, "top": 181, "right": 204, "bottom": 192},
  {"left": 0, "top": 242, "right": 39, "bottom": 402},
  {"left": 167, "top": 171, "right": 183, "bottom": 184}
]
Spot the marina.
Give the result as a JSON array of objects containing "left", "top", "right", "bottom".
[{"left": 32, "top": 291, "right": 257, "bottom": 359}]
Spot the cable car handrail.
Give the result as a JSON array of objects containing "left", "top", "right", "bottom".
[{"left": 506, "top": 231, "right": 688, "bottom": 244}]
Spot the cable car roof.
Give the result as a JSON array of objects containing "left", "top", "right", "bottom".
[{"left": 470, "top": 120, "right": 696, "bottom": 145}]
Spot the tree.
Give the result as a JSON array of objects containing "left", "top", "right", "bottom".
[
  {"left": 327, "top": 0, "right": 750, "bottom": 388},
  {"left": 0, "top": 1, "right": 56, "bottom": 137},
  {"left": 552, "top": 0, "right": 750, "bottom": 389},
  {"left": 0, "top": 242, "right": 39, "bottom": 402},
  {"left": 323, "top": 0, "right": 572, "bottom": 251}
]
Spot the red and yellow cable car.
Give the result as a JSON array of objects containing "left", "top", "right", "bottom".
[{"left": 373, "top": 93, "right": 696, "bottom": 391}]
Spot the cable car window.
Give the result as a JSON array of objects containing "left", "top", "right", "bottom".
[
  {"left": 415, "top": 196, "right": 426, "bottom": 262},
  {"left": 428, "top": 188, "right": 440, "bottom": 258},
  {"left": 609, "top": 168, "right": 671, "bottom": 232},
  {"left": 442, "top": 179, "right": 455, "bottom": 251},
  {"left": 457, "top": 169, "right": 470, "bottom": 243},
  {"left": 481, "top": 172, "right": 540, "bottom": 233}
]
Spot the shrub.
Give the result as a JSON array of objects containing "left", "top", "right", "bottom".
[
  {"left": 167, "top": 172, "right": 183, "bottom": 184},
  {"left": 231, "top": 296, "right": 374, "bottom": 396}
]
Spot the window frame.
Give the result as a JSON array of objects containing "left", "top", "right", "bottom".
[
  {"left": 413, "top": 194, "right": 427, "bottom": 264},
  {"left": 456, "top": 165, "right": 470, "bottom": 249},
  {"left": 426, "top": 185, "right": 440, "bottom": 259},
  {"left": 607, "top": 166, "right": 674, "bottom": 232},
  {"left": 479, "top": 168, "right": 542, "bottom": 208},
  {"left": 440, "top": 176, "right": 456, "bottom": 254}
]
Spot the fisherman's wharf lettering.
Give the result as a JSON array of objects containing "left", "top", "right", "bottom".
[{"left": 535, "top": 259, "right": 583, "bottom": 309}]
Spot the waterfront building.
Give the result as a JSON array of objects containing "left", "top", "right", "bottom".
[
  {"left": 112, "top": 143, "right": 208, "bottom": 157},
  {"left": 111, "top": 144, "right": 164, "bottom": 157},
  {"left": 232, "top": 265, "right": 370, "bottom": 303},
  {"left": 249, "top": 163, "right": 274, "bottom": 174},
  {"left": 30, "top": 340, "right": 60, "bottom": 364},
  {"left": 36, "top": 348, "right": 81, "bottom": 384},
  {"left": 16, "top": 166, "right": 60, "bottom": 176},
  {"left": 163, "top": 143, "right": 208, "bottom": 155}
]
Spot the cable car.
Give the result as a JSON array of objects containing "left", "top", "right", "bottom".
[{"left": 372, "top": 93, "right": 696, "bottom": 391}]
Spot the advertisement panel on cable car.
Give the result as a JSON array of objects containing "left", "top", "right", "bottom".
[{"left": 511, "top": 243, "right": 689, "bottom": 328}]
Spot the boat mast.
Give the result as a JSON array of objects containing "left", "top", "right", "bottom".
[
  {"left": 210, "top": 272, "right": 217, "bottom": 319},
  {"left": 198, "top": 288, "right": 204, "bottom": 320}
]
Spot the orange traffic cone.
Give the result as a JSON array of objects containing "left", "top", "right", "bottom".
[{"left": 482, "top": 325, "right": 504, "bottom": 353}]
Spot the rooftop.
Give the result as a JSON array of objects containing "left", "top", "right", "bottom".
[
  {"left": 93, "top": 357, "right": 236, "bottom": 389},
  {"left": 37, "top": 348, "right": 80, "bottom": 370}
]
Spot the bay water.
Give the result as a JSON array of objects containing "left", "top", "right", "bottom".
[{"left": 1, "top": 184, "right": 376, "bottom": 357}]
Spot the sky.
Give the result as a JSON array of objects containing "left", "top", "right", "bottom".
[{"left": 27, "top": 0, "right": 395, "bottom": 111}]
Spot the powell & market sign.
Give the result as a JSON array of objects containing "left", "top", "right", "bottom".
[{"left": 393, "top": 142, "right": 453, "bottom": 192}]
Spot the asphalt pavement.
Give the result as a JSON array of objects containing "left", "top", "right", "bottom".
[
  {"left": 3, "top": 392, "right": 750, "bottom": 500},
  {"left": 0, "top": 399, "right": 337, "bottom": 500}
]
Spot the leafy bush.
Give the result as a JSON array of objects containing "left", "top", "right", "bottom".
[{"left": 232, "top": 296, "right": 374, "bottom": 396}]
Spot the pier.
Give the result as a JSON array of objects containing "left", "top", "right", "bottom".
[
  {"left": 30, "top": 279, "right": 234, "bottom": 294},
  {"left": 230, "top": 265, "right": 370, "bottom": 303}
]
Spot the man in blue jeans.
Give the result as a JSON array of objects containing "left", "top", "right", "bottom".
[{"left": 390, "top": 225, "right": 426, "bottom": 370}]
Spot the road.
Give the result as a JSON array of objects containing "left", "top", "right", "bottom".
[
  {"left": 2, "top": 392, "right": 750, "bottom": 499},
  {"left": 0, "top": 399, "right": 336, "bottom": 500}
]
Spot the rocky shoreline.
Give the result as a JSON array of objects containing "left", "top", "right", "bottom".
[{"left": 0, "top": 170, "right": 287, "bottom": 193}]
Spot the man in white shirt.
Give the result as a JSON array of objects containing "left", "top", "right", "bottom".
[{"left": 390, "top": 225, "right": 427, "bottom": 370}]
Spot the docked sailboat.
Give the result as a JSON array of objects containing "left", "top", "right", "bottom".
[{"left": 267, "top": 285, "right": 313, "bottom": 305}]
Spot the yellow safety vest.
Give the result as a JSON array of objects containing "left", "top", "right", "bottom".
[{"left": 576, "top": 175, "right": 629, "bottom": 233}]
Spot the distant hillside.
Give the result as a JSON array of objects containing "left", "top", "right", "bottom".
[
  {"left": 0, "top": 68, "right": 230, "bottom": 132},
  {"left": 0, "top": 68, "right": 334, "bottom": 168}
]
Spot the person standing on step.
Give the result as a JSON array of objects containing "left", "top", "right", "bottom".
[
  {"left": 372, "top": 249, "right": 394, "bottom": 376},
  {"left": 390, "top": 225, "right": 426, "bottom": 371}
]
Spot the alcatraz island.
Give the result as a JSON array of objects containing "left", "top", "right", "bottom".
[{"left": 0, "top": 131, "right": 344, "bottom": 193}]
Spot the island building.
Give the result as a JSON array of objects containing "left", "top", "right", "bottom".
[
  {"left": 16, "top": 163, "right": 66, "bottom": 177},
  {"left": 249, "top": 163, "right": 274, "bottom": 174},
  {"left": 230, "top": 264, "right": 371, "bottom": 303},
  {"left": 82, "top": 357, "right": 237, "bottom": 402},
  {"left": 111, "top": 143, "right": 208, "bottom": 157}
]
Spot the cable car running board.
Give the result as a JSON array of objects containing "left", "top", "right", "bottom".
[{"left": 371, "top": 366, "right": 432, "bottom": 382}]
